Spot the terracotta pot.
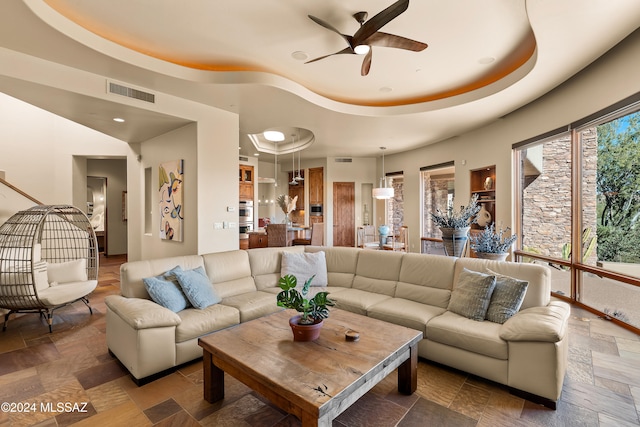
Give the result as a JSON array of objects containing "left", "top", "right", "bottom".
[
  {"left": 475, "top": 252, "right": 508, "bottom": 262},
  {"left": 289, "top": 315, "right": 324, "bottom": 341},
  {"left": 440, "top": 227, "right": 470, "bottom": 257}
]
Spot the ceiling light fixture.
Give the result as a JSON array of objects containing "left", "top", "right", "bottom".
[
  {"left": 274, "top": 149, "right": 278, "bottom": 188},
  {"left": 372, "top": 147, "right": 394, "bottom": 200},
  {"left": 289, "top": 136, "right": 298, "bottom": 185},
  {"left": 263, "top": 130, "right": 285, "bottom": 142},
  {"left": 354, "top": 44, "right": 370, "bottom": 55},
  {"left": 113, "top": 117, "right": 125, "bottom": 122},
  {"left": 294, "top": 132, "right": 304, "bottom": 182}
]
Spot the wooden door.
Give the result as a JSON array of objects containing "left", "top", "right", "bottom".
[{"left": 333, "top": 182, "right": 355, "bottom": 247}]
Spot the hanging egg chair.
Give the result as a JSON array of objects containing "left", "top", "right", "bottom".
[{"left": 0, "top": 205, "right": 99, "bottom": 332}]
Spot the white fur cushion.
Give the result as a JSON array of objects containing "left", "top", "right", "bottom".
[{"left": 281, "top": 251, "right": 328, "bottom": 287}]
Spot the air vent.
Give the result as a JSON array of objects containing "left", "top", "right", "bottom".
[
  {"left": 107, "top": 81, "right": 155, "bottom": 103},
  {"left": 239, "top": 156, "right": 249, "bottom": 162},
  {"left": 335, "top": 158, "right": 353, "bottom": 163}
]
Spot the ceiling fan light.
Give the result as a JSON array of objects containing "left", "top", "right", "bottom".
[
  {"left": 263, "top": 130, "right": 285, "bottom": 142},
  {"left": 372, "top": 187, "right": 394, "bottom": 199},
  {"left": 354, "top": 44, "right": 370, "bottom": 55}
]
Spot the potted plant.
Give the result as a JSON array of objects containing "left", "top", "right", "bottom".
[
  {"left": 431, "top": 194, "right": 480, "bottom": 257},
  {"left": 469, "top": 223, "right": 518, "bottom": 261},
  {"left": 276, "top": 274, "right": 335, "bottom": 341}
]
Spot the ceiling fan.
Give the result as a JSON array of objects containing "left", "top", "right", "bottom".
[{"left": 306, "top": 0, "right": 428, "bottom": 76}]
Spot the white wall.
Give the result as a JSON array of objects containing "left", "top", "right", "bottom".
[
  {"left": 383, "top": 28, "right": 640, "bottom": 252},
  {"left": 0, "top": 93, "right": 129, "bottom": 205},
  {"left": 139, "top": 124, "right": 198, "bottom": 258}
]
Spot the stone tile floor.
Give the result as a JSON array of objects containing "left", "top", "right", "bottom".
[{"left": 0, "top": 254, "right": 639, "bottom": 426}]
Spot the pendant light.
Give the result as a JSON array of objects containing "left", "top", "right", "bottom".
[
  {"left": 289, "top": 146, "right": 297, "bottom": 185},
  {"left": 294, "top": 131, "right": 304, "bottom": 182},
  {"left": 372, "top": 147, "right": 394, "bottom": 199},
  {"left": 274, "top": 151, "right": 278, "bottom": 188}
]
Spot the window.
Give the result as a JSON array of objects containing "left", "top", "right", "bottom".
[{"left": 515, "top": 97, "right": 640, "bottom": 331}]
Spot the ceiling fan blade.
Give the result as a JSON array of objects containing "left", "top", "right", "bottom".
[
  {"left": 366, "top": 32, "right": 427, "bottom": 52},
  {"left": 361, "top": 48, "right": 372, "bottom": 76},
  {"left": 353, "top": 0, "right": 409, "bottom": 45},
  {"left": 308, "top": 15, "right": 354, "bottom": 49},
  {"left": 305, "top": 47, "right": 353, "bottom": 64}
]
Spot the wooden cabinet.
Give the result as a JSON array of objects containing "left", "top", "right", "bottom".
[
  {"left": 310, "top": 215, "right": 323, "bottom": 225},
  {"left": 248, "top": 232, "right": 268, "bottom": 249},
  {"left": 308, "top": 167, "right": 323, "bottom": 205},
  {"left": 239, "top": 238, "right": 249, "bottom": 250},
  {"left": 470, "top": 165, "right": 496, "bottom": 230},
  {"left": 239, "top": 165, "right": 254, "bottom": 201}
]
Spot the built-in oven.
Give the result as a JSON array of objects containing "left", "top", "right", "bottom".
[
  {"left": 310, "top": 204, "right": 323, "bottom": 216},
  {"left": 239, "top": 200, "right": 254, "bottom": 240},
  {"left": 239, "top": 222, "right": 253, "bottom": 240},
  {"left": 239, "top": 200, "right": 254, "bottom": 221}
]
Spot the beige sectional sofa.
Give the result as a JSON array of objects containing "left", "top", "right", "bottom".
[{"left": 105, "top": 246, "right": 569, "bottom": 408}]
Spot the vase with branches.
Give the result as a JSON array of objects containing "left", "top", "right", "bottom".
[
  {"left": 276, "top": 194, "right": 297, "bottom": 225},
  {"left": 431, "top": 194, "right": 480, "bottom": 257}
]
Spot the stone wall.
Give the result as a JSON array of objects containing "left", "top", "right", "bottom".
[
  {"left": 388, "top": 177, "right": 404, "bottom": 234},
  {"left": 422, "top": 174, "right": 453, "bottom": 237},
  {"left": 521, "top": 129, "right": 597, "bottom": 262}
]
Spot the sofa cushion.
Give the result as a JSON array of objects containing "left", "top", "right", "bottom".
[
  {"left": 220, "top": 291, "right": 282, "bottom": 322},
  {"left": 47, "top": 258, "right": 87, "bottom": 284},
  {"left": 143, "top": 266, "right": 190, "bottom": 312},
  {"left": 305, "top": 246, "right": 359, "bottom": 288},
  {"left": 396, "top": 253, "right": 456, "bottom": 307},
  {"left": 367, "top": 298, "right": 446, "bottom": 336},
  {"left": 202, "top": 250, "right": 257, "bottom": 297},
  {"left": 281, "top": 250, "right": 328, "bottom": 286},
  {"left": 352, "top": 250, "right": 403, "bottom": 297},
  {"left": 328, "top": 288, "right": 391, "bottom": 315},
  {"left": 248, "top": 247, "right": 305, "bottom": 290},
  {"left": 447, "top": 268, "right": 496, "bottom": 321},
  {"left": 175, "top": 304, "right": 240, "bottom": 342},
  {"left": 38, "top": 280, "right": 98, "bottom": 307},
  {"left": 485, "top": 269, "right": 529, "bottom": 324},
  {"left": 173, "top": 266, "right": 221, "bottom": 309},
  {"left": 120, "top": 255, "right": 204, "bottom": 299},
  {"left": 426, "top": 311, "right": 508, "bottom": 359},
  {"left": 455, "top": 257, "right": 550, "bottom": 309}
]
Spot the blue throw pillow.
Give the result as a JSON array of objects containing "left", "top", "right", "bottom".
[
  {"left": 173, "top": 266, "right": 221, "bottom": 309},
  {"left": 143, "top": 266, "right": 190, "bottom": 312}
]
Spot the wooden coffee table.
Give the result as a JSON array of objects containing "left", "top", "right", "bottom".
[{"left": 198, "top": 308, "right": 422, "bottom": 427}]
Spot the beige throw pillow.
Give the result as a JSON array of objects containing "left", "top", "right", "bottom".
[{"left": 281, "top": 251, "right": 328, "bottom": 287}]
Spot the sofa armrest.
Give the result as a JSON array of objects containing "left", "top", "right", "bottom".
[
  {"left": 500, "top": 301, "right": 570, "bottom": 342},
  {"left": 105, "top": 295, "right": 181, "bottom": 330}
]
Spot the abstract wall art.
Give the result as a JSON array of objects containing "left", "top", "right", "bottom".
[{"left": 159, "top": 159, "right": 184, "bottom": 241}]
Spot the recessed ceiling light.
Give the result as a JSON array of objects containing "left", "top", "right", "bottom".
[
  {"left": 478, "top": 57, "right": 495, "bottom": 64},
  {"left": 291, "top": 51, "right": 308, "bottom": 61},
  {"left": 113, "top": 117, "right": 125, "bottom": 123},
  {"left": 263, "top": 130, "right": 285, "bottom": 141},
  {"left": 254, "top": 153, "right": 260, "bottom": 156}
]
